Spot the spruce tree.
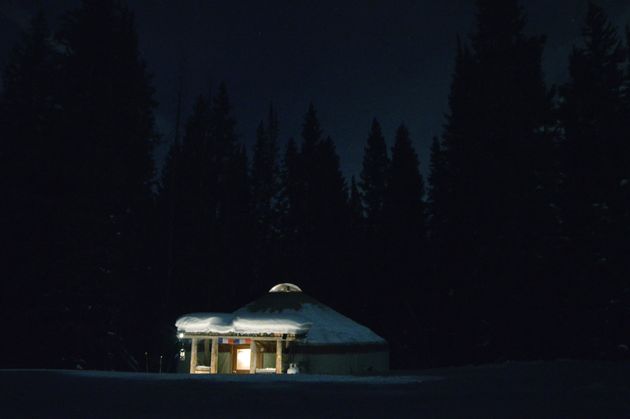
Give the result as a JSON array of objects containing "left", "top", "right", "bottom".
[
  {"left": 276, "top": 105, "right": 349, "bottom": 299},
  {"left": 311, "top": 135, "right": 349, "bottom": 302},
  {"left": 299, "top": 103, "right": 323, "bottom": 236},
  {"left": 381, "top": 124, "right": 426, "bottom": 367},
  {"left": 251, "top": 105, "right": 280, "bottom": 243},
  {"left": 435, "top": 0, "right": 555, "bottom": 361},
  {"left": 389, "top": 125, "right": 423, "bottom": 208},
  {"left": 359, "top": 119, "right": 389, "bottom": 224},
  {"left": 434, "top": 37, "right": 476, "bottom": 248},
  {"left": 0, "top": 11, "right": 63, "bottom": 368},
  {"left": 278, "top": 138, "right": 301, "bottom": 240},
  {"left": 276, "top": 138, "right": 302, "bottom": 285},
  {"left": 301, "top": 102, "right": 323, "bottom": 156},
  {"left": 383, "top": 124, "right": 426, "bottom": 259},
  {"left": 427, "top": 137, "right": 445, "bottom": 236},
  {"left": 160, "top": 95, "right": 214, "bottom": 314},
  {"left": 560, "top": 1, "right": 626, "bottom": 206},
  {"left": 558, "top": 2, "right": 630, "bottom": 354},
  {"left": 221, "top": 145, "right": 254, "bottom": 299},
  {"left": 14, "top": 0, "right": 162, "bottom": 369},
  {"left": 349, "top": 176, "right": 363, "bottom": 227}
]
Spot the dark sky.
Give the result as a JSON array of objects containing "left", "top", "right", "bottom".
[{"left": 1, "top": 0, "right": 629, "bottom": 179}]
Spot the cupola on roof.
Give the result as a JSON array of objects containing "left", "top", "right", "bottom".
[{"left": 269, "top": 283, "right": 302, "bottom": 293}]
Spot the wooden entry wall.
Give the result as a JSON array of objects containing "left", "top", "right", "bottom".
[{"left": 188, "top": 335, "right": 287, "bottom": 374}]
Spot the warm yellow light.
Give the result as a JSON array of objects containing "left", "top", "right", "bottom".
[{"left": 236, "top": 348, "right": 251, "bottom": 370}]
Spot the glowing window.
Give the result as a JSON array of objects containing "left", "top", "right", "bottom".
[{"left": 236, "top": 348, "right": 251, "bottom": 370}]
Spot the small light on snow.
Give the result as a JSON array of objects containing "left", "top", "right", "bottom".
[{"left": 178, "top": 332, "right": 184, "bottom": 339}]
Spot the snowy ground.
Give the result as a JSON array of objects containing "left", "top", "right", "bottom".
[{"left": 1, "top": 360, "right": 629, "bottom": 418}]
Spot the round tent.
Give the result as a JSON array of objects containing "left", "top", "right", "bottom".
[{"left": 175, "top": 283, "right": 388, "bottom": 374}]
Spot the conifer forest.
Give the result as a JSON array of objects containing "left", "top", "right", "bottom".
[{"left": 1, "top": 0, "right": 630, "bottom": 372}]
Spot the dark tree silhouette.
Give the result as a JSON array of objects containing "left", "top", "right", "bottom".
[
  {"left": 0, "top": 11, "right": 63, "bottom": 368},
  {"left": 383, "top": 125, "right": 426, "bottom": 241},
  {"left": 4, "top": 0, "right": 630, "bottom": 373},
  {"left": 277, "top": 137, "right": 301, "bottom": 259},
  {"left": 558, "top": 1, "right": 630, "bottom": 356},
  {"left": 359, "top": 119, "right": 389, "bottom": 224},
  {"left": 160, "top": 95, "right": 214, "bottom": 314},
  {"left": 380, "top": 124, "right": 427, "bottom": 367},
  {"left": 57, "top": 0, "right": 158, "bottom": 369},
  {"left": 251, "top": 105, "right": 280, "bottom": 237},
  {"left": 1, "top": 0, "right": 161, "bottom": 370},
  {"left": 251, "top": 105, "right": 281, "bottom": 285},
  {"left": 349, "top": 176, "right": 363, "bottom": 228},
  {"left": 276, "top": 105, "right": 349, "bottom": 301},
  {"left": 427, "top": 137, "right": 445, "bottom": 237},
  {"left": 160, "top": 84, "right": 252, "bottom": 317},
  {"left": 433, "top": 0, "right": 556, "bottom": 362}
]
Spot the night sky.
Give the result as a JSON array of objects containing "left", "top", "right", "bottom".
[{"left": 1, "top": 0, "right": 629, "bottom": 178}]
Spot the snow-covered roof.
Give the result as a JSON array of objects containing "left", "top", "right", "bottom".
[
  {"left": 176, "top": 284, "right": 386, "bottom": 346},
  {"left": 175, "top": 312, "right": 311, "bottom": 336}
]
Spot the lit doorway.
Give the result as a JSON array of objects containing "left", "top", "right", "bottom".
[{"left": 236, "top": 348, "right": 251, "bottom": 371}]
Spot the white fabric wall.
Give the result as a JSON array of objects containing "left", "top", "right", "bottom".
[{"left": 289, "top": 351, "right": 389, "bottom": 374}]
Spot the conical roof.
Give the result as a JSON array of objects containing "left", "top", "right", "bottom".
[
  {"left": 233, "top": 284, "right": 386, "bottom": 346},
  {"left": 176, "top": 284, "right": 386, "bottom": 346}
]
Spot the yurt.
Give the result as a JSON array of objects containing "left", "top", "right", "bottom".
[{"left": 175, "top": 283, "right": 388, "bottom": 374}]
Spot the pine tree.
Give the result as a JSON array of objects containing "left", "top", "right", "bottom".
[
  {"left": 0, "top": 11, "right": 63, "bottom": 368},
  {"left": 276, "top": 137, "right": 305, "bottom": 288},
  {"left": 278, "top": 137, "right": 301, "bottom": 241},
  {"left": 17, "top": 0, "right": 161, "bottom": 369},
  {"left": 160, "top": 84, "right": 253, "bottom": 313},
  {"left": 315, "top": 136, "right": 349, "bottom": 225},
  {"left": 310, "top": 135, "right": 349, "bottom": 301},
  {"left": 385, "top": 125, "right": 424, "bottom": 227},
  {"left": 1, "top": 11, "right": 59, "bottom": 180},
  {"left": 0, "top": 10, "right": 59, "bottom": 259},
  {"left": 251, "top": 105, "right": 280, "bottom": 243},
  {"left": 160, "top": 95, "right": 214, "bottom": 314},
  {"left": 275, "top": 105, "right": 349, "bottom": 299},
  {"left": 220, "top": 145, "right": 254, "bottom": 299},
  {"left": 434, "top": 37, "right": 476, "bottom": 247},
  {"left": 349, "top": 176, "right": 363, "bottom": 227},
  {"left": 434, "top": 0, "right": 555, "bottom": 361},
  {"left": 558, "top": 2, "right": 630, "bottom": 355},
  {"left": 301, "top": 102, "right": 323, "bottom": 156},
  {"left": 359, "top": 119, "right": 389, "bottom": 224},
  {"left": 210, "top": 82, "right": 238, "bottom": 182},
  {"left": 427, "top": 136, "right": 445, "bottom": 234},
  {"left": 560, "top": 1, "right": 626, "bottom": 205},
  {"left": 299, "top": 103, "right": 324, "bottom": 235},
  {"left": 380, "top": 124, "right": 426, "bottom": 367},
  {"left": 383, "top": 124, "right": 426, "bottom": 259}
]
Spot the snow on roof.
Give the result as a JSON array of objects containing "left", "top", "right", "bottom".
[
  {"left": 175, "top": 312, "right": 311, "bottom": 336},
  {"left": 236, "top": 301, "right": 385, "bottom": 345},
  {"left": 176, "top": 284, "right": 386, "bottom": 346},
  {"left": 175, "top": 313, "right": 237, "bottom": 334}
]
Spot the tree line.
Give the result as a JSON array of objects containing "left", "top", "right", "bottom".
[{"left": 1, "top": 0, "right": 629, "bottom": 370}]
